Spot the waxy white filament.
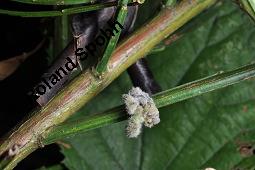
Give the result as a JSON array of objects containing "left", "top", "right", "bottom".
[{"left": 122, "top": 87, "right": 160, "bottom": 138}]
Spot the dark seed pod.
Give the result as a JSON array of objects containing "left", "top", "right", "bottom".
[
  {"left": 71, "top": 11, "right": 99, "bottom": 49},
  {"left": 120, "top": 4, "right": 161, "bottom": 95},
  {"left": 127, "top": 58, "right": 161, "bottom": 95},
  {"left": 33, "top": 7, "right": 102, "bottom": 106},
  {"left": 97, "top": 1, "right": 116, "bottom": 29},
  {"left": 34, "top": 41, "right": 77, "bottom": 106},
  {"left": 30, "top": 0, "right": 160, "bottom": 106},
  {"left": 120, "top": 5, "right": 138, "bottom": 37}
]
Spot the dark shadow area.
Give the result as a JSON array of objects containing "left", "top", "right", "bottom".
[{"left": 0, "top": 3, "right": 65, "bottom": 169}]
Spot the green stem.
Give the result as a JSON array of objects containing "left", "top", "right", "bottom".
[
  {"left": 43, "top": 63, "right": 255, "bottom": 144},
  {"left": 0, "top": 1, "right": 217, "bottom": 169},
  {"left": 95, "top": 0, "right": 129, "bottom": 74},
  {"left": 0, "top": 1, "right": 118, "bottom": 17},
  {"left": 54, "top": 14, "right": 70, "bottom": 56},
  {"left": 164, "top": 0, "right": 177, "bottom": 7},
  {"left": 12, "top": 0, "right": 92, "bottom": 5},
  {"left": 248, "top": 0, "right": 255, "bottom": 11},
  {"left": 236, "top": 0, "right": 255, "bottom": 20},
  {"left": 44, "top": 106, "right": 127, "bottom": 144}
]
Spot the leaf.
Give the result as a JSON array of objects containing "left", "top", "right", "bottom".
[
  {"left": 0, "top": 54, "right": 28, "bottom": 80},
  {"left": 61, "top": 1, "right": 255, "bottom": 170},
  {"left": 0, "top": 39, "right": 44, "bottom": 80}
]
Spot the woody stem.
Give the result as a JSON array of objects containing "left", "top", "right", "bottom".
[{"left": 0, "top": 0, "right": 217, "bottom": 169}]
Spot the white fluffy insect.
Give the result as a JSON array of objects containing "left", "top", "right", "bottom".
[
  {"left": 204, "top": 168, "right": 216, "bottom": 170},
  {"left": 122, "top": 87, "right": 160, "bottom": 138},
  {"left": 126, "top": 114, "right": 144, "bottom": 138}
]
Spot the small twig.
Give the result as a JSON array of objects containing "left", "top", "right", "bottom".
[
  {"left": 235, "top": 0, "right": 255, "bottom": 21},
  {"left": 164, "top": 0, "right": 177, "bottom": 7},
  {"left": 95, "top": 0, "right": 129, "bottom": 74},
  {"left": 43, "top": 62, "right": 255, "bottom": 143},
  {"left": 12, "top": 0, "right": 93, "bottom": 5},
  {"left": 248, "top": 0, "right": 255, "bottom": 11},
  {"left": 54, "top": 14, "right": 70, "bottom": 57},
  {"left": 0, "top": 1, "right": 120, "bottom": 17}
]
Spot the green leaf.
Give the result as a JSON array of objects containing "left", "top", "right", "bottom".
[{"left": 61, "top": 1, "right": 255, "bottom": 170}]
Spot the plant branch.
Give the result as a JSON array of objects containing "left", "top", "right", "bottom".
[
  {"left": 12, "top": 0, "right": 93, "bottom": 5},
  {"left": 96, "top": 0, "right": 129, "bottom": 73},
  {"left": 0, "top": 1, "right": 119, "bottom": 17},
  {"left": 236, "top": 0, "right": 255, "bottom": 20},
  {"left": 0, "top": 0, "right": 217, "bottom": 169},
  {"left": 43, "top": 63, "right": 255, "bottom": 144},
  {"left": 54, "top": 14, "right": 70, "bottom": 56},
  {"left": 248, "top": 0, "right": 255, "bottom": 11}
]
